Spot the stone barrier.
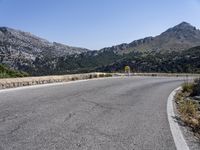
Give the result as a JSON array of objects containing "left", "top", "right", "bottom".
[
  {"left": 0, "top": 72, "right": 199, "bottom": 90},
  {"left": 113, "top": 73, "right": 200, "bottom": 77},
  {"left": 0, "top": 72, "right": 111, "bottom": 90}
]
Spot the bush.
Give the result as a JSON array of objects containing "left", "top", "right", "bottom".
[
  {"left": 182, "top": 82, "right": 194, "bottom": 93},
  {"left": 191, "top": 79, "right": 200, "bottom": 96},
  {"left": 0, "top": 64, "right": 29, "bottom": 78},
  {"left": 179, "top": 100, "right": 198, "bottom": 117},
  {"left": 176, "top": 82, "right": 200, "bottom": 137}
]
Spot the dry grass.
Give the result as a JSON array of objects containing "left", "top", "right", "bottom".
[
  {"left": 191, "top": 78, "right": 200, "bottom": 96},
  {"left": 175, "top": 83, "right": 200, "bottom": 137},
  {"left": 182, "top": 82, "right": 194, "bottom": 93}
]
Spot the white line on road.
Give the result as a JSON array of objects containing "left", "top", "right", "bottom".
[{"left": 167, "top": 87, "right": 190, "bottom": 150}]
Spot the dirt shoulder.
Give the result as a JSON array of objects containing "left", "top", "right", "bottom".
[{"left": 175, "top": 79, "right": 200, "bottom": 140}]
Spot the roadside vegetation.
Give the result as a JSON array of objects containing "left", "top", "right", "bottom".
[
  {"left": 175, "top": 78, "right": 200, "bottom": 138},
  {"left": 0, "top": 64, "right": 29, "bottom": 78},
  {"left": 13, "top": 46, "right": 200, "bottom": 76}
]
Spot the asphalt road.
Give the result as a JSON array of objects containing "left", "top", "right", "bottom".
[{"left": 0, "top": 77, "right": 184, "bottom": 150}]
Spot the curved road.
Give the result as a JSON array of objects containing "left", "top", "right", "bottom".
[{"left": 0, "top": 77, "right": 184, "bottom": 150}]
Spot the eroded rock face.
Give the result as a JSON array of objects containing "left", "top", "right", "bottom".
[
  {"left": 0, "top": 27, "right": 89, "bottom": 56},
  {"left": 99, "top": 22, "right": 200, "bottom": 54},
  {"left": 0, "top": 27, "right": 89, "bottom": 71}
]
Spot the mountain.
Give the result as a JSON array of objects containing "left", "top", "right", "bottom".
[
  {"left": 0, "top": 22, "right": 200, "bottom": 76},
  {"left": 49, "top": 22, "right": 200, "bottom": 74},
  {"left": 100, "top": 22, "right": 200, "bottom": 54},
  {"left": 0, "top": 27, "right": 89, "bottom": 69},
  {"left": 96, "top": 46, "right": 200, "bottom": 73}
]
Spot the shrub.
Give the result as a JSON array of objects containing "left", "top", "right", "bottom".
[
  {"left": 182, "top": 82, "right": 194, "bottom": 93},
  {"left": 179, "top": 100, "right": 198, "bottom": 117},
  {"left": 191, "top": 79, "right": 200, "bottom": 96},
  {"left": 175, "top": 92, "right": 184, "bottom": 102},
  {"left": 0, "top": 64, "right": 29, "bottom": 78},
  {"left": 176, "top": 82, "right": 200, "bottom": 136}
]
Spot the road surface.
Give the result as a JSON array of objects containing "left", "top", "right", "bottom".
[{"left": 0, "top": 77, "right": 184, "bottom": 150}]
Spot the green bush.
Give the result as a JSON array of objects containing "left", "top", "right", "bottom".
[{"left": 0, "top": 64, "right": 29, "bottom": 78}]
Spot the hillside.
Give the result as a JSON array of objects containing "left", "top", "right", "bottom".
[
  {"left": 97, "top": 46, "right": 200, "bottom": 73},
  {"left": 0, "top": 27, "right": 89, "bottom": 70},
  {"left": 0, "top": 64, "right": 29, "bottom": 78},
  {"left": 0, "top": 22, "right": 200, "bottom": 76},
  {"left": 100, "top": 22, "right": 200, "bottom": 54}
]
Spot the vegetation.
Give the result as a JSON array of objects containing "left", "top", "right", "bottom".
[
  {"left": 124, "top": 66, "right": 131, "bottom": 73},
  {"left": 1, "top": 23, "right": 200, "bottom": 76},
  {"left": 4, "top": 46, "right": 200, "bottom": 76},
  {"left": 182, "top": 82, "right": 194, "bottom": 93},
  {"left": 0, "top": 64, "right": 29, "bottom": 78},
  {"left": 191, "top": 79, "right": 200, "bottom": 96},
  {"left": 175, "top": 79, "right": 200, "bottom": 137},
  {"left": 97, "top": 46, "right": 200, "bottom": 73}
]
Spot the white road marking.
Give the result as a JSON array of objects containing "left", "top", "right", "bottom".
[{"left": 167, "top": 87, "right": 190, "bottom": 150}]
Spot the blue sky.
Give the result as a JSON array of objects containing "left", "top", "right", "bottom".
[{"left": 0, "top": 0, "right": 200, "bottom": 50}]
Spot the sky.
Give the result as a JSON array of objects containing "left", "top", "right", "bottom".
[{"left": 0, "top": 0, "right": 200, "bottom": 50}]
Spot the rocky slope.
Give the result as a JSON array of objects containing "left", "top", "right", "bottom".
[
  {"left": 96, "top": 46, "right": 200, "bottom": 73},
  {"left": 1, "top": 22, "right": 200, "bottom": 76},
  {"left": 100, "top": 22, "right": 200, "bottom": 54},
  {"left": 0, "top": 27, "right": 89, "bottom": 69}
]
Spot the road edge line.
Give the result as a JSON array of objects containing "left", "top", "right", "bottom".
[{"left": 167, "top": 87, "right": 190, "bottom": 150}]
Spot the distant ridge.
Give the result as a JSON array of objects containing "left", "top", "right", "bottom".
[
  {"left": 0, "top": 26, "right": 89, "bottom": 58},
  {"left": 100, "top": 22, "right": 200, "bottom": 54},
  {"left": 1, "top": 22, "right": 200, "bottom": 75}
]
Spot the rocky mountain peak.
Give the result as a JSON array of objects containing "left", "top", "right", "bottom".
[
  {"left": 175, "top": 22, "right": 194, "bottom": 28},
  {"left": 0, "top": 26, "right": 89, "bottom": 57},
  {"left": 162, "top": 21, "right": 199, "bottom": 35},
  {"left": 99, "top": 22, "right": 200, "bottom": 54}
]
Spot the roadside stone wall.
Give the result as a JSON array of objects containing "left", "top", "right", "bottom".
[{"left": 0, "top": 72, "right": 109, "bottom": 89}]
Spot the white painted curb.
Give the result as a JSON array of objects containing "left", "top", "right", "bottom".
[{"left": 167, "top": 87, "right": 190, "bottom": 150}]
